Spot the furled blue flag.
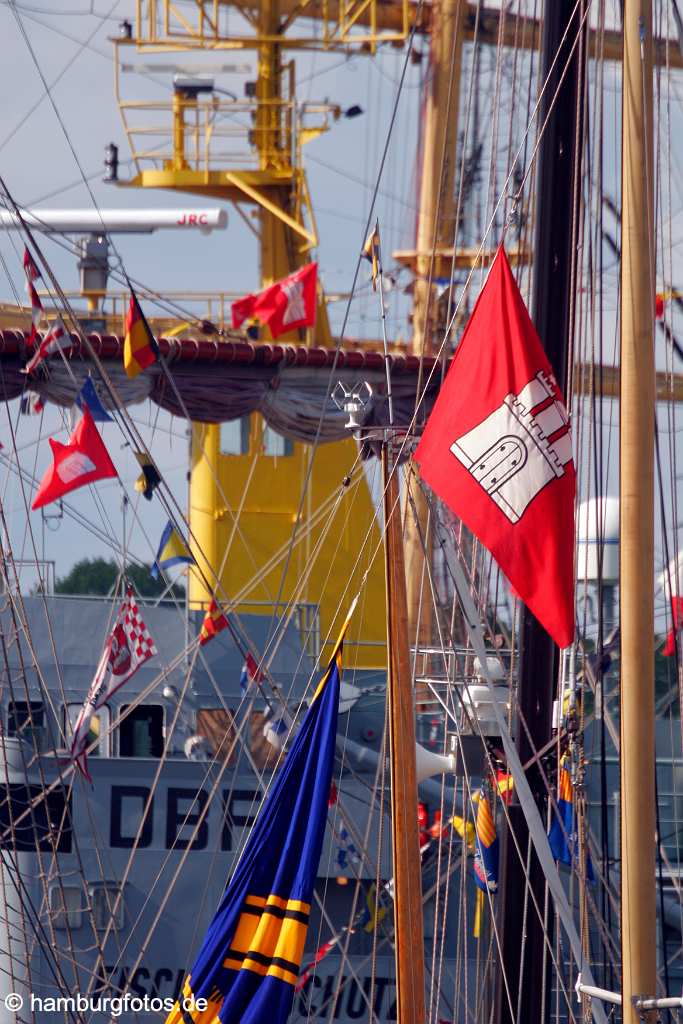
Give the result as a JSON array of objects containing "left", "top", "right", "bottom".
[
  {"left": 548, "top": 757, "right": 595, "bottom": 882},
  {"left": 473, "top": 788, "right": 499, "bottom": 893},
  {"left": 75, "top": 375, "right": 112, "bottom": 423},
  {"left": 165, "top": 602, "right": 355, "bottom": 1024},
  {"left": 150, "top": 520, "right": 194, "bottom": 580}
]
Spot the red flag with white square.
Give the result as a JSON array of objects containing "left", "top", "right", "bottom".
[
  {"left": 231, "top": 263, "right": 317, "bottom": 339},
  {"left": 414, "top": 246, "right": 575, "bottom": 648},
  {"left": 70, "top": 587, "right": 157, "bottom": 777},
  {"left": 31, "top": 405, "right": 117, "bottom": 510}
]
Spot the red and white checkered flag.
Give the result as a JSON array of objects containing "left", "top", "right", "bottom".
[
  {"left": 70, "top": 586, "right": 157, "bottom": 778},
  {"left": 23, "top": 315, "right": 72, "bottom": 375},
  {"left": 23, "top": 247, "right": 43, "bottom": 346}
]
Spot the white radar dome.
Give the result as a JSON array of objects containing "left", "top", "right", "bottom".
[{"left": 576, "top": 497, "right": 620, "bottom": 583}]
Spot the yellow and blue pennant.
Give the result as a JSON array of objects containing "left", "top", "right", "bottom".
[
  {"left": 151, "top": 521, "right": 194, "bottom": 580},
  {"left": 165, "top": 604, "right": 355, "bottom": 1024}
]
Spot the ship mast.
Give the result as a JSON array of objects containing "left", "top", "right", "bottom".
[
  {"left": 498, "top": 4, "right": 586, "bottom": 1022},
  {"left": 405, "top": 0, "right": 464, "bottom": 646},
  {"left": 619, "top": 1, "right": 657, "bottom": 1020},
  {"left": 383, "top": 443, "right": 426, "bottom": 1024}
]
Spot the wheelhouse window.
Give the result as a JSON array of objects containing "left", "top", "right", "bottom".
[
  {"left": 119, "top": 705, "right": 164, "bottom": 758},
  {"left": 90, "top": 883, "right": 125, "bottom": 930},
  {"left": 64, "top": 704, "right": 110, "bottom": 758},
  {"left": 50, "top": 886, "right": 83, "bottom": 930},
  {"left": 220, "top": 416, "right": 251, "bottom": 455},
  {"left": 263, "top": 425, "right": 293, "bottom": 457},
  {"left": 8, "top": 701, "right": 46, "bottom": 751}
]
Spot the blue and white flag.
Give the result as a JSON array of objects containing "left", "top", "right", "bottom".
[{"left": 75, "top": 375, "right": 112, "bottom": 423}]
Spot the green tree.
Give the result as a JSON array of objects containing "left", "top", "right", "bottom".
[{"left": 55, "top": 558, "right": 185, "bottom": 599}]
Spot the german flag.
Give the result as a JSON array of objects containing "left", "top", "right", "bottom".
[
  {"left": 199, "top": 598, "right": 229, "bottom": 646},
  {"left": 123, "top": 287, "right": 158, "bottom": 379}
]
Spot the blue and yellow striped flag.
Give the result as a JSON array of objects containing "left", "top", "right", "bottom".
[
  {"left": 548, "top": 756, "right": 594, "bottom": 882},
  {"left": 165, "top": 604, "right": 355, "bottom": 1024},
  {"left": 473, "top": 788, "right": 499, "bottom": 894}
]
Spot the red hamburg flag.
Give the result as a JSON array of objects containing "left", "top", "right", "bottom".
[
  {"left": 32, "top": 405, "right": 118, "bottom": 510},
  {"left": 663, "top": 597, "right": 683, "bottom": 656},
  {"left": 231, "top": 263, "right": 317, "bottom": 339},
  {"left": 415, "top": 247, "right": 575, "bottom": 648}
]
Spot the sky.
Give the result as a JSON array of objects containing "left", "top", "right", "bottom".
[
  {"left": 0, "top": 0, "right": 427, "bottom": 592},
  {"left": 1, "top": 0, "right": 682, "bottom": 634}
]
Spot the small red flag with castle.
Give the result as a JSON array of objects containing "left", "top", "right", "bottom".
[
  {"left": 199, "top": 598, "right": 229, "bottom": 646},
  {"left": 232, "top": 263, "right": 317, "bottom": 339},
  {"left": 32, "top": 405, "right": 117, "bottom": 510},
  {"left": 415, "top": 247, "right": 576, "bottom": 648}
]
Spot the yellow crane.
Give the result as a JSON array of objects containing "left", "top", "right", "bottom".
[{"left": 111, "top": 1, "right": 414, "bottom": 666}]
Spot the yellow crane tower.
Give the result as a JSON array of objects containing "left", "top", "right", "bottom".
[{"left": 111, "top": 0, "right": 411, "bottom": 667}]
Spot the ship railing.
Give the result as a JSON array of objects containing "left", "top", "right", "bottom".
[
  {"left": 115, "top": 80, "right": 339, "bottom": 179},
  {"left": 129, "top": 0, "right": 411, "bottom": 52},
  {"left": 2, "top": 560, "right": 56, "bottom": 596},
  {"left": 37, "top": 288, "right": 245, "bottom": 327}
]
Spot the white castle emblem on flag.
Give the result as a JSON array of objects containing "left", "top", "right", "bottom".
[
  {"left": 281, "top": 278, "right": 306, "bottom": 326},
  {"left": 450, "top": 370, "right": 573, "bottom": 524},
  {"left": 56, "top": 451, "right": 96, "bottom": 484}
]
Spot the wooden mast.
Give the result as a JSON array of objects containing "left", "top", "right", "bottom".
[
  {"left": 383, "top": 443, "right": 426, "bottom": 1024},
  {"left": 620, "top": 1, "right": 657, "bottom": 1021}
]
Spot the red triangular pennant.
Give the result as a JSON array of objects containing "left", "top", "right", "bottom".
[
  {"left": 415, "top": 247, "right": 576, "bottom": 648},
  {"left": 232, "top": 263, "right": 317, "bottom": 339},
  {"left": 32, "top": 405, "right": 118, "bottom": 510}
]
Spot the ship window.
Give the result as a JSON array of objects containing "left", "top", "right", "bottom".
[
  {"left": 64, "top": 704, "right": 110, "bottom": 758},
  {"left": 90, "top": 884, "right": 124, "bottom": 931},
  {"left": 50, "top": 886, "right": 83, "bottom": 930},
  {"left": 119, "top": 705, "right": 164, "bottom": 758},
  {"left": 263, "top": 425, "right": 293, "bottom": 457},
  {"left": 7, "top": 701, "right": 46, "bottom": 751},
  {"left": 220, "top": 416, "right": 251, "bottom": 455}
]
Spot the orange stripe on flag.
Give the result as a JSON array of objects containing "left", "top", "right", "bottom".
[
  {"left": 475, "top": 793, "right": 496, "bottom": 848},
  {"left": 124, "top": 292, "right": 157, "bottom": 379}
]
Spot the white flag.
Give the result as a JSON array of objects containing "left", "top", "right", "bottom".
[{"left": 23, "top": 316, "right": 72, "bottom": 375}]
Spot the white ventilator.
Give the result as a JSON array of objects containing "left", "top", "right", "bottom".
[{"left": 415, "top": 742, "right": 456, "bottom": 783}]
